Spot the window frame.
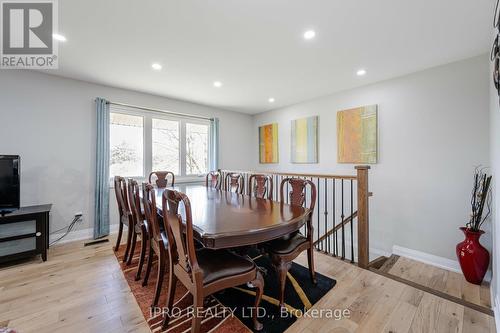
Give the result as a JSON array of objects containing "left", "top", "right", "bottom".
[{"left": 109, "top": 106, "right": 211, "bottom": 184}]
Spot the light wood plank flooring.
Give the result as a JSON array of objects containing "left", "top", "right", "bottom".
[
  {"left": 387, "top": 256, "right": 491, "bottom": 310},
  {"left": 0, "top": 239, "right": 496, "bottom": 333},
  {"left": 0, "top": 240, "right": 149, "bottom": 333},
  {"left": 289, "top": 253, "right": 496, "bottom": 333}
]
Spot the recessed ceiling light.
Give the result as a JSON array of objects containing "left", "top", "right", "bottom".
[
  {"left": 356, "top": 69, "right": 367, "bottom": 76},
  {"left": 268, "top": 97, "right": 275, "bottom": 103},
  {"left": 213, "top": 81, "right": 222, "bottom": 88},
  {"left": 303, "top": 30, "right": 316, "bottom": 40},
  {"left": 52, "top": 33, "right": 66, "bottom": 42},
  {"left": 151, "top": 63, "right": 162, "bottom": 70}
]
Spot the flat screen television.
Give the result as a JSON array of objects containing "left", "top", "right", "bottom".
[{"left": 0, "top": 155, "right": 20, "bottom": 213}]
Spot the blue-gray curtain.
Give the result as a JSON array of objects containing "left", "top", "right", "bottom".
[
  {"left": 94, "top": 98, "right": 110, "bottom": 239},
  {"left": 209, "top": 118, "right": 219, "bottom": 170}
]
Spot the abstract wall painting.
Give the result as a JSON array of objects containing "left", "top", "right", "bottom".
[
  {"left": 337, "top": 105, "right": 378, "bottom": 164},
  {"left": 291, "top": 116, "right": 318, "bottom": 163},
  {"left": 259, "top": 123, "right": 279, "bottom": 163}
]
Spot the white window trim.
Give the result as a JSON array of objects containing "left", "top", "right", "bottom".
[{"left": 109, "top": 105, "right": 211, "bottom": 185}]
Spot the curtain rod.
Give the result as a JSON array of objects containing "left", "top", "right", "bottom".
[{"left": 105, "top": 101, "right": 213, "bottom": 121}]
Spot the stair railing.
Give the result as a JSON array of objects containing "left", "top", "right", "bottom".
[{"left": 218, "top": 166, "right": 372, "bottom": 268}]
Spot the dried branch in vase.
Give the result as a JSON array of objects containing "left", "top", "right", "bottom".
[{"left": 466, "top": 167, "right": 492, "bottom": 232}]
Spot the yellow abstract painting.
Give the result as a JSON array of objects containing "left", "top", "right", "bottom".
[
  {"left": 259, "top": 123, "right": 279, "bottom": 163},
  {"left": 337, "top": 105, "right": 377, "bottom": 164},
  {"left": 291, "top": 116, "right": 318, "bottom": 163}
]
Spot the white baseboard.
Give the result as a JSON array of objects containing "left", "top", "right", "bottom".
[
  {"left": 393, "top": 245, "right": 461, "bottom": 273},
  {"left": 49, "top": 223, "right": 121, "bottom": 245},
  {"left": 392, "top": 245, "right": 493, "bottom": 283}
]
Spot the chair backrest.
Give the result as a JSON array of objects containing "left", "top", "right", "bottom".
[
  {"left": 205, "top": 171, "right": 221, "bottom": 189},
  {"left": 142, "top": 183, "right": 162, "bottom": 243},
  {"left": 280, "top": 177, "right": 317, "bottom": 216},
  {"left": 162, "top": 189, "right": 199, "bottom": 279},
  {"left": 225, "top": 173, "right": 244, "bottom": 194},
  {"left": 114, "top": 176, "right": 130, "bottom": 221},
  {"left": 127, "top": 178, "right": 142, "bottom": 228},
  {"left": 149, "top": 171, "right": 175, "bottom": 188},
  {"left": 249, "top": 174, "right": 273, "bottom": 199}
]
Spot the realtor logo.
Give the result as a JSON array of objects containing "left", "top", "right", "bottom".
[{"left": 1, "top": 0, "right": 58, "bottom": 68}]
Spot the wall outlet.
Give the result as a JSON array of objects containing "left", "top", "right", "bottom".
[{"left": 75, "top": 212, "right": 83, "bottom": 221}]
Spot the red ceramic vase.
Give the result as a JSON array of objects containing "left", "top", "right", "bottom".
[{"left": 456, "top": 227, "right": 489, "bottom": 285}]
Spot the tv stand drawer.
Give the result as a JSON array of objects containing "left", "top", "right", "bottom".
[
  {"left": 0, "top": 237, "right": 36, "bottom": 256},
  {"left": 0, "top": 220, "right": 36, "bottom": 238}
]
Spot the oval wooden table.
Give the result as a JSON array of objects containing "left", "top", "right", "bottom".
[{"left": 153, "top": 184, "right": 309, "bottom": 249}]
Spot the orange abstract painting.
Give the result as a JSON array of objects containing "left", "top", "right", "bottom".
[
  {"left": 259, "top": 123, "right": 278, "bottom": 163},
  {"left": 337, "top": 105, "right": 377, "bottom": 163}
]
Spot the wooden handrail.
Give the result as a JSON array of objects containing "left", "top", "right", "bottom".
[
  {"left": 218, "top": 169, "right": 357, "bottom": 180},
  {"left": 313, "top": 211, "right": 358, "bottom": 246}
]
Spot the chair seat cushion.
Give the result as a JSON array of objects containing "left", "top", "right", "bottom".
[
  {"left": 196, "top": 248, "right": 255, "bottom": 285},
  {"left": 267, "top": 233, "right": 308, "bottom": 255}
]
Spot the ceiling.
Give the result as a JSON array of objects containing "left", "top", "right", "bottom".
[{"left": 48, "top": 0, "right": 492, "bottom": 114}]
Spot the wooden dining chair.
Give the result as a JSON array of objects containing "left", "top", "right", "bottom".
[
  {"left": 142, "top": 183, "right": 170, "bottom": 307},
  {"left": 127, "top": 179, "right": 149, "bottom": 280},
  {"left": 265, "top": 178, "right": 317, "bottom": 309},
  {"left": 149, "top": 171, "right": 175, "bottom": 188},
  {"left": 205, "top": 171, "right": 221, "bottom": 189},
  {"left": 114, "top": 176, "right": 134, "bottom": 264},
  {"left": 161, "top": 189, "right": 264, "bottom": 332},
  {"left": 249, "top": 174, "right": 273, "bottom": 199},
  {"left": 225, "top": 172, "right": 244, "bottom": 194}
]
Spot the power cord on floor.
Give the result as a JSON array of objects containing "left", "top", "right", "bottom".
[{"left": 49, "top": 214, "right": 82, "bottom": 246}]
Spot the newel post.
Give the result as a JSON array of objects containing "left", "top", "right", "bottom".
[{"left": 355, "top": 165, "right": 370, "bottom": 269}]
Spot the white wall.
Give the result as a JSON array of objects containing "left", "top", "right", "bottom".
[
  {"left": 0, "top": 56, "right": 492, "bottom": 268},
  {"left": 253, "top": 55, "right": 491, "bottom": 261},
  {"left": 490, "top": 29, "right": 500, "bottom": 321},
  {"left": 0, "top": 70, "right": 254, "bottom": 233}
]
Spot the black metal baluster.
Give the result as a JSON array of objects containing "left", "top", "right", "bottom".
[
  {"left": 341, "top": 179, "right": 345, "bottom": 260},
  {"left": 334, "top": 179, "right": 337, "bottom": 257},
  {"left": 306, "top": 176, "right": 310, "bottom": 239},
  {"left": 324, "top": 178, "right": 328, "bottom": 254},
  {"left": 350, "top": 179, "right": 354, "bottom": 263},
  {"left": 316, "top": 177, "right": 320, "bottom": 251}
]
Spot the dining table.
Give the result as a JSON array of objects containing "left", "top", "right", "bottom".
[{"left": 151, "top": 184, "right": 310, "bottom": 249}]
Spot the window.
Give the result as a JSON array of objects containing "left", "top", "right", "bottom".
[
  {"left": 186, "top": 123, "right": 208, "bottom": 175},
  {"left": 109, "top": 107, "right": 211, "bottom": 181},
  {"left": 152, "top": 118, "right": 180, "bottom": 174},
  {"left": 110, "top": 113, "right": 144, "bottom": 177}
]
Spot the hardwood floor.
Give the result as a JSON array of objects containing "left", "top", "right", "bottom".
[
  {"left": 0, "top": 240, "right": 149, "bottom": 333},
  {"left": 289, "top": 252, "right": 496, "bottom": 333},
  {"left": 0, "top": 239, "right": 496, "bottom": 333},
  {"left": 386, "top": 255, "right": 491, "bottom": 310}
]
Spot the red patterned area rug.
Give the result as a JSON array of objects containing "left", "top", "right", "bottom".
[
  {"left": 115, "top": 242, "right": 336, "bottom": 333},
  {"left": 114, "top": 243, "right": 250, "bottom": 333}
]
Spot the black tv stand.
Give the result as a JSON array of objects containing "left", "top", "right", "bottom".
[
  {"left": 0, "top": 204, "right": 51, "bottom": 264},
  {"left": 0, "top": 209, "right": 16, "bottom": 217}
]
